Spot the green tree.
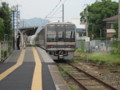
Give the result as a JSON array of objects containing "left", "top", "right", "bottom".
[
  {"left": 0, "top": 18, "right": 4, "bottom": 41},
  {"left": 0, "top": 2, "right": 12, "bottom": 41},
  {"left": 80, "top": 0, "right": 118, "bottom": 39}
]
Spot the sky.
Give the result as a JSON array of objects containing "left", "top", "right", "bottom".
[{"left": 1, "top": 0, "right": 118, "bottom": 22}]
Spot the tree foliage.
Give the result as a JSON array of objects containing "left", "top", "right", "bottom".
[
  {"left": 0, "top": 18, "right": 4, "bottom": 40},
  {"left": 0, "top": 2, "right": 12, "bottom": 41},
  {"left": 80, "top": 0, "right": 118, "bottom": 39}
]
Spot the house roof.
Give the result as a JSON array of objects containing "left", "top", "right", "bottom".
[{"left": 103, "top": 15, "right": 118, "bottom": 22}]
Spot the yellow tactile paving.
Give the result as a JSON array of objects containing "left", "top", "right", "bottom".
[
  {"left": 0, "top": 50, "right": 25, "bottom": 80},
  {"left": 31, "top": 47, "right": 42, "bottom": 90}
]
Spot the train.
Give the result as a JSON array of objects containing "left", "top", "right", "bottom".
[{"left": 35, "top": 22, "right": 76, "bottom": 60}]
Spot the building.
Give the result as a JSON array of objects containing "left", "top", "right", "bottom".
[
  {"left": 76, "top": 28, "right": 86, "bottom": 40},
  {"left": 103, "top": 15, "right": 118, "bottom": 39}
]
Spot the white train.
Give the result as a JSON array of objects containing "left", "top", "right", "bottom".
[{"left": 35, "top": 22, "right": 76, "bottom": 60}]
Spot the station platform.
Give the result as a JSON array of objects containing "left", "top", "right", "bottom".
[{"left": 0, "top": 46, "right": 69, "bottom": 90}]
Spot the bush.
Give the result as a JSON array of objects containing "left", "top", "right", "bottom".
[
  {"left": 111, "top": 41, "right": 120, "bottom": 54},
  {"left": 75, "top": 48, "right": 84, "bottom": 53}
]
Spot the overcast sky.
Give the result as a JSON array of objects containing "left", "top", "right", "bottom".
[{"left": 1, "top": 0, "right": 118, "bottom": 22}]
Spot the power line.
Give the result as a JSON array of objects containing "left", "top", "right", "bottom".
[
  {"left": 48, "top": 5, "right": 62, "bottom": 18},
  {"left": 45, "top": 0, "right": 68, "bottom": 20},
  {"left": 45, "top": 0, "right": 62, "bottom": 19}
]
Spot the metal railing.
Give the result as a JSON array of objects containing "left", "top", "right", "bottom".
[
  {"left": 0, "top": 41, "right": 13, "bottom": 62},
  {"left": 76, "top": 40, "right": 112, "bottom": 53}
]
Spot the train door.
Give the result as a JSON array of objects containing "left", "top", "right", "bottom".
[{"left": 56, "top": 24, "right": 65, "bottom": 59}]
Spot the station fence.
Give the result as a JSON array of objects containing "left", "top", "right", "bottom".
[
  {"left": 76, "top": 40, "right": 112, "bottom": 54},
  {"left": 0, "top": 41, "right": 13, "bottom": 62}
]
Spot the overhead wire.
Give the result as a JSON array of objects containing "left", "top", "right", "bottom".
[
  {"left": 45, "top": 0, "right": 68, "bottom": 20},
  {"left": 45, "top": 0, "right": 62, "bottom": 19},
  {"left": 48, "top": 4, "right": 62, "bottom": 18}
]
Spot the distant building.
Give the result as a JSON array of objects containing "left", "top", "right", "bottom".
[
  {"left": 103, "top": 15, "right": 118, "bottom": 39},
  {"left": 76, "top": 28, "right": 86, "bottom": 40}
]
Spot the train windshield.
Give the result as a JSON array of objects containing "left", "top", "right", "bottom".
[
  {"left": 47, "top": 24, "right": 75, "bottom": 42},
  {"left": 56, "top": 25, "right": 65, "bottom": 42}
]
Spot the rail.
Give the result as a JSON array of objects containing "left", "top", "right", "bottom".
[
  {"left": 58, "top": 63, "right": 118, "bottom": 90},
  {"left": 69, "top": 63, "right": 117, "bottom": 90}
]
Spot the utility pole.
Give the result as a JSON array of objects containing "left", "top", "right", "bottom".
[
  {"left": 11, "top": 6, "right": 16, "bottom": 49},
  {"left": 118, "top": 0, "right": 120, "bottom": 40},
  {"left": 100, "top": 29, "right": 102, "bottom": 39},
  {"left": 62, "top": 4, "right": 64, "bottom": 22},
  {"left": 11, "top": 5, "right": 20, "bottom": 49},
  {"left": 16, "top": 5, "right": 19, "bottom": 34},
  {"left": 85, "top": 5, "right": 88, "bottom": 37}
]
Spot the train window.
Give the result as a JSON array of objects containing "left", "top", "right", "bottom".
[
  {"left": 71, "top": 31, "right": 75, "bottom": 38},
  {"left": 47, "top": 25, "right": 56, "bottom": 42},
  {"left": 56, "top": 24, "right": 65, "bottom": 42},
  {"left": 57, "top": 31, "right": 64, "bottom": 41},
  {"left": 47, "top": 25, "right": 55, "bottom": 31},
  {"left": 47, "top": 24, "right": 75, "bottom": 42},
  {"left": 56, "top": 24, "right": 65, "bottom": 31},
  {"left": 66, "top": 25, "right": 75, "bottom": 31},
  {"left": 58, "top": 32, "right": 63, "bottom": 37},
  {"left": 66, "top": 31, "right": 71, "bottom": 38},
  {"left": 65, "top": 31, "right": 75, "bottom": 42},
  {"left": 65, "top": 24, "right": 75, "bottom": 42},
  {"left": 47, "top": 31, "right": 56, "bottom": 42},
  {"left": 71, "top": 31, "right": 75, "bottom": 41}
]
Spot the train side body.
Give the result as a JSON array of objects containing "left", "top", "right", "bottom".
[{"left": 35, "top": 28, "right": 46, "bottom": 49}]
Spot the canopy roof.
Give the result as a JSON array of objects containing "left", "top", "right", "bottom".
[{"left": 19, "top": 26, "right": 38, "bottom": 36}]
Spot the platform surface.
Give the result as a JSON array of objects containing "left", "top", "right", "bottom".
[{"left": 0, "top": 47, "right": 69, "bottom": 90}]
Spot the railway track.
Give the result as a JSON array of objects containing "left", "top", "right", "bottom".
[{"left": 58, "top": 63, "right": 118, "bottom": 90}]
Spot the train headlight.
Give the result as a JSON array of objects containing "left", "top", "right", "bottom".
[{"left": 47, "top": 45, "right": 54, "bottom": 48}]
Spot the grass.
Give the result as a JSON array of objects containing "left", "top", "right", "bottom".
[
  {"left": 58, "top": 65, "right": 68, "bottom": 78},
  {"left": 88, "top": 53, "right": 120, "bottom": 63},
  {"left": 108, "top": 66, "right": 120, "bottom": 71},
  {"left": 74, "top": 48, "right": 120, "bottom": 64},
  {"left": 1, "top": 50, "right": 7, "bottom": 58},
  {"left": 73, "top": 57, "right": 85, "bottom": 62},
  {"left": 69, "top": 86, "right": 76, "bottom": 90},
  {"left": 75, "top": 48, "right": 86, "bottom": 54},
  {"left": 58, "top": 65, "right": 77, "bottom": 90}
]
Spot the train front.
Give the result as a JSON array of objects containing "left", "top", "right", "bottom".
[{"left": 46, "top": 22, "right": 76, "bottom": 60}]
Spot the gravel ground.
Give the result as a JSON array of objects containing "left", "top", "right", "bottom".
[
  {"left": 74, "top": 61, "right": 120, "bottom": 89},
  {"left": 59, "top": 60, "right": 120, "bottom": 90}
]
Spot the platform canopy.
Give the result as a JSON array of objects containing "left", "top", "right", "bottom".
[{"left": 19, "top": 26, "right": 38, "bottom": 36}]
